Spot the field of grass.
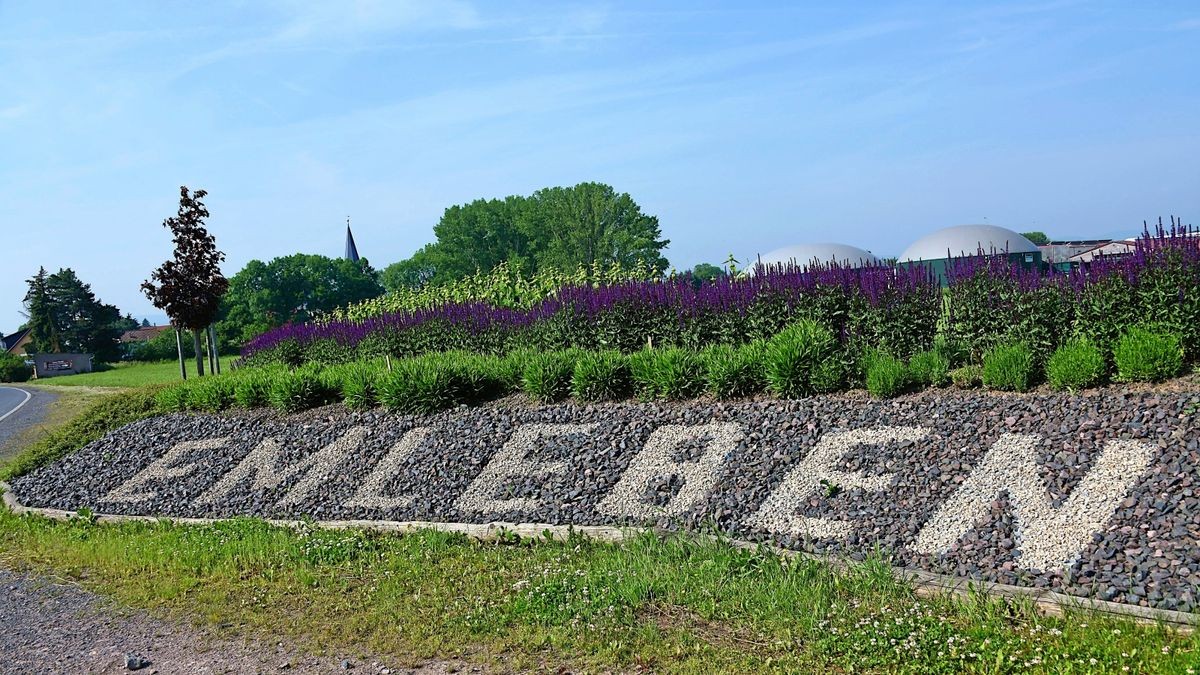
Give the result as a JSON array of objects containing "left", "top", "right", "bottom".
[
  {"left": 0, "top": 513, "right": 1195, "bottom": 673},
  {"left": 31, "top": 360, "right": 209, "bottom": 389}
]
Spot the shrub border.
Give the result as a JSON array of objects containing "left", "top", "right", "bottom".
[{"left": 2, "top": 480, "right": 1194, "bottom": 632}]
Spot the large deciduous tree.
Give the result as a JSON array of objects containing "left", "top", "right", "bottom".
[
  {"left": 523, "top": 182, "right": 668, "bottom": 273},
  {"left": 142, "top": 186, "right": 229, "bottom": 377},
  {"left": 381, "top": 182, "right": 670, "bottom": 287},
  {"left": 218, "top": 254, "right": 383, "bottom": 346}
]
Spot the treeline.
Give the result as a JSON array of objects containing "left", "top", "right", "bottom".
[{"left": 13, "top": 181, "right": 677, "bottom": 363}]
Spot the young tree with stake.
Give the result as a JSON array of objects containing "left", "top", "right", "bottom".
[{"left": 142, "top": 186, "right": 229, "bottom": 378}]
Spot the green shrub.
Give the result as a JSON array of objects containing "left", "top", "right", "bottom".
[
  {"left": 233, "top": 369, "right": 274, "bottom": 408},
  {"left": 521, "top": 351, "right": 579, "bottom": 403},
  {"left": 340, "top": 364, "right": 382, "bottom": 409},
  {"left": 155, "top": 382, "right": 192, "bottom": 412},
  {"left": 0, "top": 352, "right": 32, "bottom": 383},
  {"left": 866, "top": 353, "right": 909, "bottom": 399},
  {"left": 1046, "top": 339, "right": 1106, "bottom": 392},
  {"left": 949, "top": 364, "right": 982, "bottom": 389},
  {"left": 629, "top": 347, "right": 706, "bottom": 401},
  {"left": 1113, "top": 327, "right": 1184, "bottom": 382},
  {"left": 572, "top": 351, "right": 632, "bottom": 402},
  {"left": 269, "top": 366, "right": 335, "bottom": 413},
  {"left": 932, "top": 334, "right": 968, "bottom": 369},
  {"left": 379, "top": 357, "right": 465, "bottom": 414},
  {"left": 908, "top": 350, "right": 951, "bottom": 388},
  {"left": 981, "top": 343, "right": 1037, "bottom": 392},
  {"left": 187, "top": 376, "right": 236, "bottom": 412},
  {"left": 702, "top": 342, "right": 766, "bottom": 399},
  {"left": 763, "top": 320, "right": 844, "bottom": 398}
]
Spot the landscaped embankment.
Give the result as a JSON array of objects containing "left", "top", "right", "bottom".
[{"left": 8, "top": 389, "right": 1199, "bottom": 616}]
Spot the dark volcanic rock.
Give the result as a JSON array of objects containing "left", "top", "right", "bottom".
[{"left": 9, "top": 391, "right": 1200, "bottom": 614}]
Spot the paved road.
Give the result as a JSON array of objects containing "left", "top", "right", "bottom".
[
  {"left": 0, "top": 568, "right": 465, "bottom": 674},
  {"left": 0, "top": 385, "right": 57, "bottom": 463}
]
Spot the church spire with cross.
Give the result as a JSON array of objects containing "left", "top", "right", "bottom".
[{"left": 344, "top": 216, "right": 360, "bottom": 262}]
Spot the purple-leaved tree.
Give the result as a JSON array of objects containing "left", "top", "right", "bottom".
[{"left": 141, "top": 186, "right": 229, "bottom": 378}]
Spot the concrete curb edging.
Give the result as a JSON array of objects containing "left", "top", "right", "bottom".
[{"left": 2, "top": 481, "right": 1194, "bottom": 632}]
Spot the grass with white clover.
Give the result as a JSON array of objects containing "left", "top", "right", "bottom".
[{"left": 0, "top": 511, "right": 1195, "bottom": 674}]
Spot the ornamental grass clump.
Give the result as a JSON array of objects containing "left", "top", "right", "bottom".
[
  {"left": 340, "top": 363, "right": 382, "bottom": 410},
  {"left": 234, "top": 369, "right": 275, "bottom": 408},
  {"left": 1113, "top": 327, "right": 1184, "bottom": 382},
  {"left": 866, "top": 352, "right": 909, "bottom": 399},
  {"left": 630, "top": 347, "right": 706, "bottom": 401},
  {"left": 379, "top": 356, "right": 465, "bottom": 414},
  {"left": 907, "top": 349, "right": 951, "bottom": 388},
  {"left": 764, "top": 320, "right": 844, "bottom": 398},
  {"left": 981, "top": 343, "right": 1037, "bottom": 392},
  {"left": 521, "top": 351, "right": 579, "bottom": 403},
  {"left": 571, "top": 350, "right": 632, "bottom": 402},
  {"left": 1046, "top": 339, "right": 1106, "bottom": 392},
  {"left": 187, "top": 375, "right": 236, "bottom": 412},
  {"left": 269, "top": 366, "right": 335, "bottom": 413},
  {"left": 155, "top": 382, "right": 192, "bottom": 412},
  {"left": 702, "top": 341, "right": 766, "bottom": 399}
]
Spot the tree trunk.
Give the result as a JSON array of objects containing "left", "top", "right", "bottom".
[
  {"left": 192, "top": 329, "right": 205, "bottom": 377},
  {"left": 205, "top": 326, "right": 215, "bottom": 374},
  {"left": 209, "top": 325, "right": 221, "bottom": 374},
  {"left": 175, "top": 329, "right": 187, "bottom": 380}
]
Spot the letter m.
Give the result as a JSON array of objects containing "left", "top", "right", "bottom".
[{"left": 911, "top": 433, "right": 1154, "bottom": 572}]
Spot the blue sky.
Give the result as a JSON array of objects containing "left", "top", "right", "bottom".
[{"left": 1, "top": 1, "right": 1198, "bottom": 329}]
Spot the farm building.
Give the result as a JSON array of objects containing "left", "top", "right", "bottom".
[{"left": 898, "top": 224, "right": 1041, "bottom": 283}]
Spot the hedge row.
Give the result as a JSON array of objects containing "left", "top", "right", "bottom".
[{"left": 159, "top": 321, "right": 1189, "bottom": 417}]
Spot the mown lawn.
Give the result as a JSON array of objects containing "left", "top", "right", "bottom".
[{"left": 31, "top": 360, "right": 205, "bottom": 389}]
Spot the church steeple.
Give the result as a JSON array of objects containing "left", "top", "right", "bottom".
[{"left": 344, "top": 217, "right": 360, "bottom": 262}]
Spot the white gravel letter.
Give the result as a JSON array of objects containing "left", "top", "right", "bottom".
[
  {"left": 103, "top": 437, "right": 231, "bottom": 503},
  {"left": 345, "top": 427, "right": 433, "bottom": 510},
  {"left": 596, "top": 422, "right": 744, "bottom": 520},
  {"left": 911, "top": 433, "right": 1155, "bottom": 571},
  {"left": 748, "top": 426, "right": 929, "bottom": 539},
  {"left": 197, "top": 427, "right": 368, "bottom": 507},
  {"left": 455, "top": 424, "right": 596, "bottom": 514}
]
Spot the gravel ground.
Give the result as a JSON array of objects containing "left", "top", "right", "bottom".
[
  {"left": 0, "top": 568, "right": 470, "bottom": 674},
  {"left": 10, "top": 390, "right": 1200, "bottom": 613},
  {"left": 0, "top": 385, "right": 57, "bottom": 463}
]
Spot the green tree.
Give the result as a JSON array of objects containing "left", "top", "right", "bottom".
[
  {"left": 219, "top": 254, "right": 384, "bottom": 346},
  {"left": 522, "top": 183, "right": 669, "bottom": 273},
  {"left": 431, "top": 196, "right": 531, "bottom": 281},
  {"left": 383, "top": 182, "right": 670, "bottom": 288},
  {"left": 689, "top": 262, "right": 726, "bottom": 283},
  {"left": 380, "top": 244, "right": 440, "bottom": 292},
  {"left": 22, "top": 267, "right": 125, "bottom": 361},
  {"left": 1021, "top": 231, "right": 1050, "bottom": 246},
  {"left": 22, "top": 267, "right": 59, "bottom": 353}
]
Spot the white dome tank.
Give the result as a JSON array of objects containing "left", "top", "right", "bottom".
[
  {"left": 900, "top": 224, "right": 1039, "bottom": 262},
  {"left": 753, "top": 242, "right": 880, "bottom": 272}
]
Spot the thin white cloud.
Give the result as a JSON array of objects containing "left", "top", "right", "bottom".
[{"left": 1171, "top": 18, "right": 1200, "bottom": 30}]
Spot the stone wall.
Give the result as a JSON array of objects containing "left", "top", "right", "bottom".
[{"left": 10, "top": 391, "right": 1199, "bottom": 613}]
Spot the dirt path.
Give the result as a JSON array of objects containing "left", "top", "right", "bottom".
[{"left": 0, "top": 568, "right": 475, "bottom": 674}]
